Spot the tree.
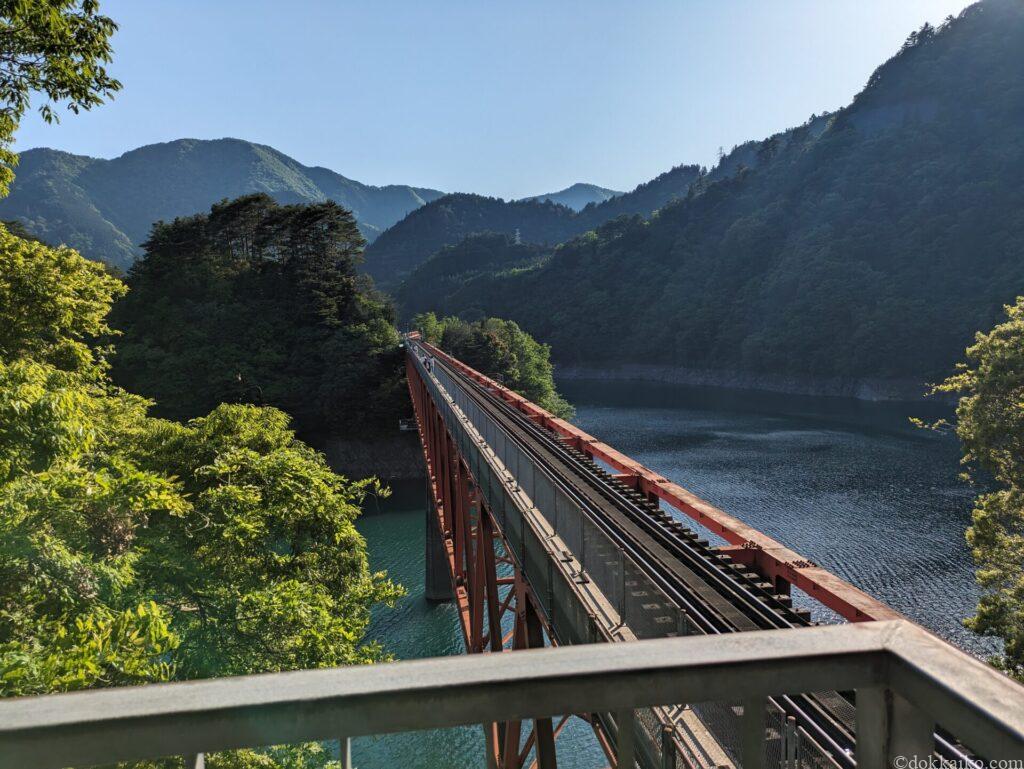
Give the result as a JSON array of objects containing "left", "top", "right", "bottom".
[
  {"left": 0, "top": 0, "right": 121, "bottom": 195},
  {"left": 111, "top": 194, "right": 406, "bottom": 436},
  {"left": 413, "top": 312, "right": 574, "bottom": 419},
  {"left": 0, "top": 231, "right": 183, "bottom": 697},
  {"left": 933, "top": 297, "right": 1024, "bottom": 680},
  {"left": 0, "top": 223, "right": 124, "bottom": 377},
  {"left": 0, "top": 223, "right": 402, "bottom": 720},
  {"left": 131, "top": 405, "right": 400, "bottom": 679}
]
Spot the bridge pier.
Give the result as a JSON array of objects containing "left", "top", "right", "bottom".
[{"left": 425, "top": 480, "right": 454, "bottom": 602}]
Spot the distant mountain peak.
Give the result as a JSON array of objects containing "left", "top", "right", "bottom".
[{"left": 521, "top": 182, "right": 623, "bottom": 211}]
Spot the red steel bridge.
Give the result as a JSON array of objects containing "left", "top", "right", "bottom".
[{"left": 404, "top": 334, "right": 1001, "bottom": 769}]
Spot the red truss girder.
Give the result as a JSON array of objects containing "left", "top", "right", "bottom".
[{"left": 406, "top": 356, "right": 579, "bottom": 769}]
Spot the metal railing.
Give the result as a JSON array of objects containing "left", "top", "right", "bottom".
[{"left": 2, "top": 620, "right": 1023, "bottom": 769}]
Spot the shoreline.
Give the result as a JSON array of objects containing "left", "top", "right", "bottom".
[
  {"left": 309, "top": 366, "right": 951, "bottom": 485},
  {"left": 554, "top": 363, "right": 944, "bottom": 403}
]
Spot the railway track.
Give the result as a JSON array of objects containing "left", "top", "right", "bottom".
[
  {"left": 421, "top": 349, "right": 855, "bottom": 768},
  {"left": 415, "top": 342, "right": 975, "bottom": 769}
]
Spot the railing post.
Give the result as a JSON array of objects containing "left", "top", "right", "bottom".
[
  {"left": 579, "top": 511, "right": 586, "bottom": 570},
  {"left": 616, "top": 709, "right": 636, "bottom": 769},
  {"left": 784, "top": 716, "right": 797, "bottom": 769},
  {"left": 619, "top": 554, "right": 627, "bottom": 623},
  {"left": 741, "top": 697, "right": 765, "bottom": 769},
  {"left": 661, "top": 725, "right": 677, "bottom": 769},
  {"left": 856, "top": 687, "right": 934, "bottom": 769}
]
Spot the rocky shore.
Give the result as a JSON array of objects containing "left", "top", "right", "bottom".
[{"left": 555, "top": 364, "right": 939, "bottom": 403}]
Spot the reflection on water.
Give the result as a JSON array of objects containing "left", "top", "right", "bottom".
[{"left": 354, "top": 380, "right": 996, "bottom": 767}]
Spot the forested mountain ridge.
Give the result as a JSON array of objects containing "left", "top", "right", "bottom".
[
  {"left": 573, "top": 163, "right": 701, "bottom": 226},
  {"left": 396, "top": 232, "right": 550, "bottom": 319},
  {"left": 421, "top": 0, "right": 1024, "bottom": 391},
  {"left": 0, "top": 138, "right": 443, "bottom": 268},
  {"left": 364, "top": 164, "right": 702, "bottom": 287},
  {"left": 363, "top": 194, "right": 579, "bottom": 287}
]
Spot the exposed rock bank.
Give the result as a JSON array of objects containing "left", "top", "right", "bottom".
[{"left": 555, "top": 364, "right": 937, "bottom": 402}]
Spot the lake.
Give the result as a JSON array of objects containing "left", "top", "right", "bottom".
[{"left": 352, "top": 379, "right": 993, "bottom": 767}]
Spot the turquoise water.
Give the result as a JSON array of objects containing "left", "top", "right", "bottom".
[
  {"left": 352, "top": 499, "right": 485, "bottom": 768},
  {"left": 353, "top": 380, "right": 991, "bottom": 767},
  {"left": 353, "top": 496, "right": 607, "bottom": 768}
]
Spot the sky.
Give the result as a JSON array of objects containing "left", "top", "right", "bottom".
[{"left": 13, "top": 0, "right": 975, "bottom": 200}]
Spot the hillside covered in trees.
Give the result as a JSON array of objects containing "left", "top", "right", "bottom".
[
  {"left": 363, "top": 194, "right": 579, "bottom": 288},
  {"left": 365, "top": 163, "right": 701, "bottom": 287},
  {"left": 0, "top": 139, "right": 443, "bottom": 268},
  {"left": 414, "top": 313, "right": 573, "bottom": 419},
  {"left": 410, "top": 1, "right": 1024, "bottom": 393},
  {"left": 111, "top": 194, "right": 408, "bottom": 436},
  {"left": 397, "top": 232, "right": 550, "bottom": 319}
]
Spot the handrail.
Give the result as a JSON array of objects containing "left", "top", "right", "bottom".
[{"left": 2, "top": 621, "right": 1023, "bottom": 768}]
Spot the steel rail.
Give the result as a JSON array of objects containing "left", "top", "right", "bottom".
[
  {"left": 431, "top": 351, "right": 746, "bottom": 634},
  {"left": 436, "top": 353, "right": 792, "bottom": 627}
]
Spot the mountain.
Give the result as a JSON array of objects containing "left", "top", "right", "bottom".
[
  {"left": 0, "top": 138, "right": 444, "bottom": 269},
  {"left": 363, "top": 194, "right": 580, "bottom": 287},
  {"left": 414, "top": 1, "right": 1024, "bottom": 393},
  {"left": 395, "top": 232, "right": 550, "bottom": 319},
  {"left": 521, "top": 182, "right": 622, "bottom": 211},
  {"left": 364, "top": 164, "right": 701, "bottom": 287}
]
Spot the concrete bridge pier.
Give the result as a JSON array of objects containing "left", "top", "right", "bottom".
[{"left": 425, "top": 480, "right": 454, "bottom": 602}]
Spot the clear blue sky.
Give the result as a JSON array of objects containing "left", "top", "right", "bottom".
[{"left": 13, "top": 0, "right": 974, "bottom": 199}]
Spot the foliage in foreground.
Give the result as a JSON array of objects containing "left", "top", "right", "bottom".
[
  {"left": 413, "top": 312, "right": 574, "bottom": 419},
  {"left": 0, "top": 0, "right": 121, "bottom": 196},
  {"left": 0, "top": 225, "right": 402, "bottom": 766},
  {"left": 934, "top": 297, "right": 1024, "bottom": 680}
]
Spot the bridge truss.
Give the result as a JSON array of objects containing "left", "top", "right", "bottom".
[{"left": 404, "top": 335, "right": 971, "bottom": 769}]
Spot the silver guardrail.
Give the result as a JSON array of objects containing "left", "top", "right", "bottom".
[{"left": 2, "top": 621, "right": 1023, "bottom": 768}]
